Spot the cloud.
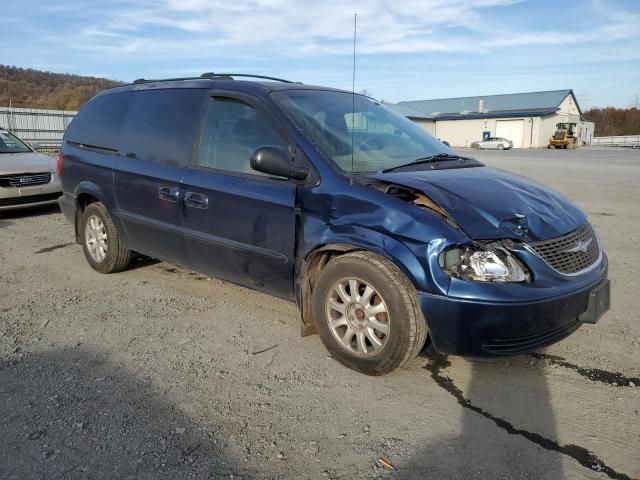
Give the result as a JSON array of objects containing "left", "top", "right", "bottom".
[
  {"left": 4, "top": 0, "right": 638, "bottom": 107},
  {"left": 49, "top": 0, "right": 638, "bottom": 61},
  {"left": 52, "top": 0, "right": 514, "bottom": 55}
]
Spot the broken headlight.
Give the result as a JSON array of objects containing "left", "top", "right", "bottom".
[{"left": 439, "top": 241, "right": 530, "bottom": 283}]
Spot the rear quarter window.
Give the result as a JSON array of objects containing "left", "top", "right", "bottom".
[
  {"left": 65, "top": 92, "right": 131, "bottom": 150},
  {"left": 118, "top": 88, "right": 208, "bottom": 166}
]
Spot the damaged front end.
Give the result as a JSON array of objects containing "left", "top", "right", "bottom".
[{"left": 365, "top": 179, "right": 531, "bottom": 284}]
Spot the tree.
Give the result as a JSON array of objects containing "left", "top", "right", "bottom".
[{"left": 583, "top": 101, "right": 640, "bottom": 136}]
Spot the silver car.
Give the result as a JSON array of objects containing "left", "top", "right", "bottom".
[
  {"left": 0, "top": 129, "right": 62, "bottom": 211},
  {"left": 471, "top": 137, "right": 513, "bottom": 150}
]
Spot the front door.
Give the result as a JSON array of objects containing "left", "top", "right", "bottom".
[{"left": 181, "top": 95, "right": 298, "bottom": 299}]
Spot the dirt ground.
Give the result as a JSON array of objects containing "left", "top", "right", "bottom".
[{"left": 1, "top": 146, "right": 639, "bottom": 480}]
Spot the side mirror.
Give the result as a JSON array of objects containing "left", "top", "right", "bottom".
[
  {"left": 250, "top": 146, "right": 309, "bottom": 180},
  {"left": 442, "top": 140, "right": 451, "bottom": 147}
]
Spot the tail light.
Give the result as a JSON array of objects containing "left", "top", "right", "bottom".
[{"left": 56, "top": 151, "right": 64, "bottom": 176}]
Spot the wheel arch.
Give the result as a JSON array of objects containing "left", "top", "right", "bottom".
[
  {"left": 72, "top": 181, "right": 109, "bottom": 243},
  {"left": 296, "top": 230, "right": 428, "bottom": 337}
]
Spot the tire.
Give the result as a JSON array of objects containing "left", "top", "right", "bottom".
[
  {"left": 497, "top": 144, "right": 504, "bottom": 150},
  {"left": 312, "top": 251, "right": 428, "bottom": 375},
  {"left": 80, "top": 202, "right": 131, "bottom": 273}
]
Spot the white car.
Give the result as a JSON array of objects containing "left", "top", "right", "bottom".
[
  {"left": 0, "top": 129, "right": 62, "bottom": 211},
  {"left": 471, "top": 137, "right": 513, "bottom": 150}
]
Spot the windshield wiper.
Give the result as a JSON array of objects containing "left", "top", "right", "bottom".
[{"left": 382, "top": 153, "right": 470, "bottom": 173}]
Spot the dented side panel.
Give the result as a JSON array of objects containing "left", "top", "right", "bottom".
[{"left": 296, "top": 176, "right": 469, "bottom": 295}]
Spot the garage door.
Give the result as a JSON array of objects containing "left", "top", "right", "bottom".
[{"left": 496, "top": 120, "right": 524, "bottom": 148}]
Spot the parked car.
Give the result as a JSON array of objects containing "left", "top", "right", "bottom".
[
  {"left": 58, "top": 74, "right": 609, "bottom": 375},
  {"left": 0, "top": 129, "right": 62, "bottom": 211},
  {"left": 471, "top": 137, "right": 513, "bottom": 150}
]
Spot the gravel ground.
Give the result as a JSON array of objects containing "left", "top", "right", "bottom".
[{"left": 1, "top": 146, "right": 639, "bottom": 480}]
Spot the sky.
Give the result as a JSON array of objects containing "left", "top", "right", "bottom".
[{"left": 2, "top": 0, "right": 639, "bottom": 109}]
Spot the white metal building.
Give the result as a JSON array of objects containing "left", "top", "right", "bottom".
[{"left": 387, "top": 89, "right": 594, "bottom": 148}]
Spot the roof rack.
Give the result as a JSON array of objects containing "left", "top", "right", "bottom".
[
  {"left": 200, "top": 72, "right": 295, "bottom": 83},
  {"left": 132, "top": 72, "right": 295, "bottom": 85},
  {"left": 133, "top": 76, "right": 202, "bottom": 84}
]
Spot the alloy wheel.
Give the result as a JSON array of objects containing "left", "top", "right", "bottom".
[
  {"left": 325, "top": 277, "right": 390, "bottom": 356},
  {"left": 85, "top": 215, "right": 107, "bottom": 262}
]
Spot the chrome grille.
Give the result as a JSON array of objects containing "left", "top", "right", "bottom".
[
  {"left": 527, "top": 222, "right": 600, "bottom": 274},
  {"left": 0, "top": 172, "right": 51, "bottom": 188}
]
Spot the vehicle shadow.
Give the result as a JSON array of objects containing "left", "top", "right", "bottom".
[
  {"left": 0, "top": 347, "right": 249, "bottom": 479},
  {"left": 127, "top": 254, "right": 162, "bottom": 271},
  {"left": 399, "top": 352, "right": 565, "bottom": 479}
]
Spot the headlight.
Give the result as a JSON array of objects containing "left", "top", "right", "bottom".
[{"left": 439, "top": 241, "right": 530, "bottom": 283}]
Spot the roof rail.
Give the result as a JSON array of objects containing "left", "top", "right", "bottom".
[
  {"left": 200, "top": 72, "right": 295, "bottom": 83},
  {"left": 131, "top": 73, "right": 295, "bottom": 85},
  {"left": 132, "top": 76, "right": 204, "bottom": 84}
]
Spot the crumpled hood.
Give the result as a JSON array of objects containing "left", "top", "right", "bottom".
[
  {"left": 373, "top": 166, "right": 585, "bottom": 242},
  {"left": 0, "top": 152, "right": 54, "bottom": 175}
]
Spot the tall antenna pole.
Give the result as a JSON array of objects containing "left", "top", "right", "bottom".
[{"left": 351, "top": 12, "right": 357, "bottom": 173}]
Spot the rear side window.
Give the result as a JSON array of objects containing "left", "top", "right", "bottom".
[
  {"left": 119, "top": 89, "right": 208, "bottom": 166},
  {"left": 197, "top": 98, "right": 287, "bottom": 176},
  {"left": 65, "top": 92, "right": 131, "bottom": 150}
]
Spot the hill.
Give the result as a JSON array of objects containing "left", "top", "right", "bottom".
[{"left": 0, "top": 65, "right": 121, "bottom": 111}]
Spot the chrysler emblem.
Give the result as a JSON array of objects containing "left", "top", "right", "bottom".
[{"left": 563, "top": 237, "right": 593, "bottom": 254}]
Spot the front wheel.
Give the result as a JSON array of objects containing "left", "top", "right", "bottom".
[
  {"left": 312, "top": 251, "right": 427, "bottom": 375},
  {"left": 80, "top": 202, "right": 131, "bottom": 273},
  {"left": 497, "top": 144, "right": 504, "bottom": 150}
]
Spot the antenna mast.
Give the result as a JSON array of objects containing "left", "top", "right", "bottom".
[{"left": 351, "top": 12, "right": 357, "bottom": 173}]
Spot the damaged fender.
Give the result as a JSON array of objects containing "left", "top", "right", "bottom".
[{"left": 294, "top": 179, "right": 469, "bottom": 335}]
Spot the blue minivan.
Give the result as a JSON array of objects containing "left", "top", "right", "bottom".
[{"left": 58, "top": 73, "right": 610, "bottom": 375}]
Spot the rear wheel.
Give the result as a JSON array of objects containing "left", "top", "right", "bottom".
[
  {"left": 312, "top": 251, "right": 427, "bottom": 375},
  {"left": 497, "top": 144, "right": 505, "bottom": 150},
  {"left": 81, "top": 202, "right": 131, "bottom": 273}
]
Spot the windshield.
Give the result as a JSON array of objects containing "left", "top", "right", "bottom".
[
  {"left": 273, "top": 90, "right": 451, "bottom": 173},
  {"left": 0, "top": 130, "right": 31, "bottom": 154}
]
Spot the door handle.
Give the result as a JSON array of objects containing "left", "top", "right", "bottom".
[
  {"left": 158, "top": 186, "right": 180, "bottom": 203},
  {"left": 184, "top": 191, "right": 209, "bottom": 209}
]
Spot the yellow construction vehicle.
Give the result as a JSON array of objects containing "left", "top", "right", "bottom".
[{"left": 548, "top": 122, "right": 578, "bottom": 149}]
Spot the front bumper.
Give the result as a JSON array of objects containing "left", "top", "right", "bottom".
[
  {"left": 419, "top": 275, "right": 610, "bottom": 356},
  {"left": 0, "top": 175, "right": 62, "bottom": 211}
]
